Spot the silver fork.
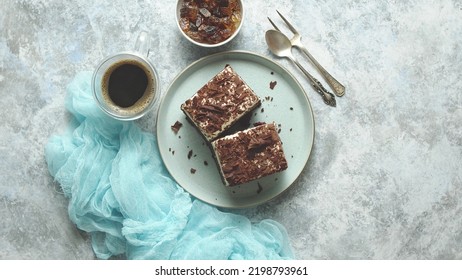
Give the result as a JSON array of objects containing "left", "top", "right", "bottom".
[{"left": 268, "top": 10, "right": 345, "bottom": 97}]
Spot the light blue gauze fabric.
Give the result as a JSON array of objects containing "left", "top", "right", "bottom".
[{"left": 45, "top": 71, "right": 294, "bottom": 260}]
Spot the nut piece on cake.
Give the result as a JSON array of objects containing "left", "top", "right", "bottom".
[
  {"left": 181, "top": 65, "right": 261, "bottom": 141},
  {"left": 211, "top": 122, "right": 288, "bottom": 186}
]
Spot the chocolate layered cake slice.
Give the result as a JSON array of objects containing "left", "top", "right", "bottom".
[
  {"left": 181, "top": 65, "right": 261, "bottom": 141},
  {"left": 211, "top": 123, "right": 288, "bottom": 186}
]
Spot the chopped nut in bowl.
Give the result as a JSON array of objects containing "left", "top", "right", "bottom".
[{"left": 176, "top": 0, "right": 244, "bottom": 47}]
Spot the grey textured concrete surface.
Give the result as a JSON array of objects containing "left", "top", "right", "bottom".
[{"left": 1, "top": 0, "right": 461, "bottom": 259}]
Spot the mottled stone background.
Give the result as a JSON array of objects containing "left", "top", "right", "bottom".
[{"left": 1, "top": 0, "right": 461, "bottom": 259}]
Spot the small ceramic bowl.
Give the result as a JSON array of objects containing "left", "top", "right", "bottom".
[{"left": 176, "top": 0, "right": 244, "bottom": 48}]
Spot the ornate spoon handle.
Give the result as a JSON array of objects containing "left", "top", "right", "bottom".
[
  {"left": 292, "top": 58, "right": 336, "bottom": 107},
  {"left": 299, "top": 45, "right": 345, "bottom": 97},
  {"left": 312, "top": 76, "right": 337, "bottom": 107}
]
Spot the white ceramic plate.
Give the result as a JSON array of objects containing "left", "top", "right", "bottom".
[{"left": 156, "top": 51, "right": 315, "bottom": 208}]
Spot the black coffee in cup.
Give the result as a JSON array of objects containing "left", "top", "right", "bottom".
[{"left": 101, "top": 59, "right": 155, "bottom": 112}]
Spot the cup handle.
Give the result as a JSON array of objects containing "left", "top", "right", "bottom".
[{"left": 134, "top": 31, "right": 151, "bottom": 57}]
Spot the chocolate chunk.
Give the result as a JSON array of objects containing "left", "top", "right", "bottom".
[
  {"left": 171, "top": 120, "right": 183, "bottom": 133},
  {"left": 270, "top": 81, "right": 277, "bottom": 89}
]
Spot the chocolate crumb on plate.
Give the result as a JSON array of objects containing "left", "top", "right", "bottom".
[
  {"left": 187, "top": 150, "right": 193, "bottom": 159},
  {"left": 270, "top": 81, "right": 277, "bottom": 90},
  {"left": 190, "top": 168, "right": 196, "bottom": 174},
  {"left": 171, "top": 120, "right": 183, "bottom": 133}
]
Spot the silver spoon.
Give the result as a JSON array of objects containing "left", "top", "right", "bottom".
[{"left": 265, "top": 29, "right": 336, "bottom": 107}]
